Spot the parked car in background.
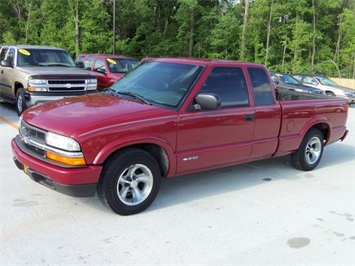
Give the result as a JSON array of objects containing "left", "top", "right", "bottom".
[
  {"left": 292, "top": 73, "right": 355, "bottom": 105},
  {"left": 0, "top": 45, "right": 97, "bottom": 115},
  {"left": 270, "top": 72, "right": 324, "bottom": 94},
  {"left": 75, "top": 54, "right": 139, "bottom": 90}
]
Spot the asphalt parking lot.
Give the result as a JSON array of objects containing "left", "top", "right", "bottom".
[{"left": 1, "top": 102, "right": 354, "bottom": 265}]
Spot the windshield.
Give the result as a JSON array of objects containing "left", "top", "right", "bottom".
[
  {"left": 109, "top": 61, "right": 203, "bottom": 108},
  {"left": 17, "top": 48, "right": 76, "bottom": 67},
  {"left": 107, "top": 58, "right": 139, "bottom": 73},
  {"left": 315, "top": 76, "right": 338, "bottom": 86}
]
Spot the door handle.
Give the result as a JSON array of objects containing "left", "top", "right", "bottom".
[{"left": 245, "top": 114, "right": 255, "bottom": 121}]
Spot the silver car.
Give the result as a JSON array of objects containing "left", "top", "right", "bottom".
[{"left": 292, "top": 74, "right": 355, "bottom": 105}]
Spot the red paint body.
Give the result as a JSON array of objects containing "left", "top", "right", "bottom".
[{"left": 11, "top": 58, "right": 349, "bottom": 196}]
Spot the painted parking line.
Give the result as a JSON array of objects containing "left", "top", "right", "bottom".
[{"left": 0, "top": 116, "right": 18, "bottom": 130}]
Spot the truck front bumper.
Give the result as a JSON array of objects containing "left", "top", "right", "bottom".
[
  {"left": 11, "top": 138, "right": 102, "bottom": 197},
  {"left": 25, "top": 90, "right": 98, "bottom": 108}
]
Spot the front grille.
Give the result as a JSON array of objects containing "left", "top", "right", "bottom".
[
  {"left": 19, "top": 120, "right": 47, "bottom": 157},
  {"left": 48, "top": 80, "right": 85, "bottom": 84},
  {"left": 44, "top": 79, "right": 88, "bottom": 92},
  {"left": 26, "top": 127, "right": 45, "bottom": 139}
]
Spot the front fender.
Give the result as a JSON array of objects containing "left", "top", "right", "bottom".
[{"left": 91, "top": 134, "right": 177, "bottom": 174}]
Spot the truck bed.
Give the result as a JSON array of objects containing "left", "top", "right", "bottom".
[{"left": 275, "top": 88, "right": 334, "bottom": 101}]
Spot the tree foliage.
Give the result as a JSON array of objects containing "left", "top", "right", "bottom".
[{"left": 0, "top": 0, "right": 354, "bottom": 78}]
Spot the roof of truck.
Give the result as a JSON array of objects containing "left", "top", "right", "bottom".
[{"left": 1, "top": 44, "right": 61, "bottom": 50}]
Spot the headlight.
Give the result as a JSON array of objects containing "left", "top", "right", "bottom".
[
  {"left": 46, "top": 132, "right": 80, "bottom": 151},
  {"left": 86, "top": 78, "right": 97, "bottom": 90},
  {"left": 28, "top": 79, "right": 48, "bottom": 92},
  {"left": 29, "top": 79, "right": 47, "bottom": 84},
  {"left": 344, "top": 91, "right": 355, "bottom": 97},
  {"left": 45, "top": 132, "right": 86, "bottom": 166}
]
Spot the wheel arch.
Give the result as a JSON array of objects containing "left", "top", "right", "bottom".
[
  {"left": 14, "top": 81, "right": 25, "bottom": 95},
  {"left": 98, "top": 142, "right": 172, "bottom": 178},
  {"left": 310, "top": 122, "right": 329, "bottom": 143}
]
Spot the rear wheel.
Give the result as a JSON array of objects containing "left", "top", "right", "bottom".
[
  {"left": 97, "top": 148, "right": 161, "bottom": 215},
  {"left": 291, "top": 128, "right": 324, "bottom": 171},
  {"left": 15, "top": 89, "right": 27, "bottom": 116}
]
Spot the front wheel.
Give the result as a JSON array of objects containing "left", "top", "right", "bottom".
[
  {"left": 326, "top": 91, "right": 336, "bottom": 96},
  {"left": 291, "top": 128, "right": 324, "bottom": 171},
  {"left": 16, "top": 89, "right": 27, "bottom": 116},
  {"left": 97, "top": 148, "right": 161, "bottom": 215}
]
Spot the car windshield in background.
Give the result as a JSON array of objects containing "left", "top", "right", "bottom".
[
  {"left": 107, "top": 58, "right": 139, "bottom": 73},
  {"left": 17, "top": 49, "right": 76, "bottom": 67},
  {"left": 315, "top": 76, "right": 338, "bottom": 87},
  {"left": 281, "top": 74, "right": 301, "bottom": 85},
  {"left": 109, "top": 61, "right": 203, "bottom": 108}
]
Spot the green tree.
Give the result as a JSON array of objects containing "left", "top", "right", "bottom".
[{"left": 337, "top": 8, "right": 355, "bottom": 78}]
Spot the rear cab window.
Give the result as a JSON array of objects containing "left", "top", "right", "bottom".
[{"left": 247, "top": 67, "right": 274, "bottom": 106}]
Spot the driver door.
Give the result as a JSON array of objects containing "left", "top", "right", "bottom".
[{"left": 176, "top": 66, "right": 255, "bottom": 174}]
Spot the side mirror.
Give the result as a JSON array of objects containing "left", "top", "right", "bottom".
[
  {"left": 76, "top": 61, "right": 84, "bottom": 68},
  {"left": 1, "top": 59, "right": 12, "bottom": 68},
  {"left": 271, "top": 76, "right": 279, "bottom": 84},
  {"left": 96, "top": 68, "right": 106, "bottom": 74},
  {"left": 194, "top": 93, "right": 221, "bottom": 110}
]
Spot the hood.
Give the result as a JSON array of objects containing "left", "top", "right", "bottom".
[
  {"left": 336, "top": 85, "right": 355, "bottom": 94},
  {"left": 22, "top": 93, "right": 175, "bottom": 137},
  {"left": 18, "top": 66, "right": 93, "bottom": 77}
]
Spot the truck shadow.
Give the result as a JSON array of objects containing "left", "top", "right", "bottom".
[
  {"left": 78, "top": 141, "right": 354, "bottom": 214},
  {"left": 151, "top": 141, "right": 354, "bottom": 212}
]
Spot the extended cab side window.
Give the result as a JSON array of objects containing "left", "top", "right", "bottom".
[
  {"left": 247, "top": 67, "right": 274, "bottom": 106},
  {"left": 83, "top": 57, "right": 93, "bottom": 70},
  {"left": 199, "top": 67, "right": 249, "bottom": 108}
]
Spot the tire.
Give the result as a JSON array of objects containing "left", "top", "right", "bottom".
[
  {"left": 97, "top": 148, "right": 161, "bottom": 215},
  {"left": 326, "top": 91, "right": 336, "bottom": 96},
  {"left": 291, "top": 128, "right": 324, "bottom": 171},
  {"left": 15, "top": 89, "right": 27, "bottom": 116}
]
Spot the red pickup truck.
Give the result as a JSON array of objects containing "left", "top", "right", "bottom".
[{"left": 12, "top": 58, "right": 349, "bottom": 215}]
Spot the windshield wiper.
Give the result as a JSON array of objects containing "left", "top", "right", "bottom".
[
  {"left": 117, "top": 91, "right": 152, "bottom": 105},
  {"left": 101, "top": 88, "right": 119, "bottom": 97},
  {"left": 47, "top": 63, "right": 71, "bottom": 67}
]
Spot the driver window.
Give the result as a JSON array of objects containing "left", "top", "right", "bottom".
[
  {"left": 199, "top": 67, "right": 249, "bottom": 108},
  {"left": 94, "top": 58, "right": 106, "bottom": 73},
  {"left": 5, "top": 48, "right": 15, "bottom": 65},
  {"left": 303, "top": 76, "right": 314, "bottom": 85}
]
